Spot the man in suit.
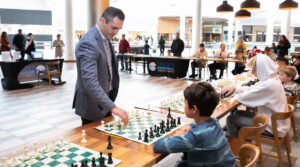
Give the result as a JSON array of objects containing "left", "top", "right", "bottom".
[
  {"left": 171, "top": 32, "right": 184, "bottom": 57},
  {"left": 73, "top": 7, "right": 128, "bottom": 126}
]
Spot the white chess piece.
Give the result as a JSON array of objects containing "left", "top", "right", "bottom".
[
  {"left": 147, "top": 104, "right": 151, "bottom": 115},
  {"left": 81, "top": 130, "right": 87, "bottom": 143},
  {"left": 59, "top": 137, "right": 64, "bottom": 151},
  {"left": 23, "top": 144, "right": 29, "bottom": 160},
  {"left": 101, "top": 120, "right": 105, "bottom": 126},
  {"left": 39, "top": 151, "right": 44, "bottom": 159},
  {"left": 1, "top": 157, "right": 8, "bottom": 167},
  {"left": 11, "top": 152, "right": 18, "bottom": 166},
  {"left": 20, "top": 159, "right": 25, "bottom": 167},
  {"left": 44, "top": 141, "right": 50, "bottom": 152},
  {"left": 28, "top": 155, "right": 33, "bottom": 165},
  {"left": 51, "top": 140, "right": 56, "bottom": 150},
  {"left": 33, "top": 142, "right": 38, "bottom": 157}
]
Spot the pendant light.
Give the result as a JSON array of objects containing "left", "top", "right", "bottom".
[
  {"left": 279, "top": 0, "right": 298, "bottom": 10},
  {"left": 235, "top": 9, "right": 251, "bottom": 18},
  {"left": 217, "top": 0, "right": 234, "bottom": 13},
  {"left": 241, "top": 0, "right": 260, "bottom": 10}
]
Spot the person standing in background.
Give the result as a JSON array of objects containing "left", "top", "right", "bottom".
[
  {"left": 118, "top": 34, "right": 131, "bottom": 71},
  {"left": 13, "top": 29, "right": 26, "bottom": 60},
  {"left": 0, "top": 32, "right": 11, "bottom": 53},
  {"left": 158, "top": 36, "right": 165, "bottom": 56},
  {"left": 143, "top": 40, "right": 151, "bottom": 55},
  {"left": 271, "top": 43, "right": 277, "bottom": 54},
  {"left": 235, "top": 36, "right": 247, "bottom": 59},
  {"left": 171, "top": 32, "right": 184, "bottom": 57},
  {"left": 25, "top": 33, "right": 36, "bottom": 57},
  {"left": 53, "top": 34, "right": 65, "bottom": 58},
  {"left": 277, "top": 35, "right": 291, "bottom": 60}
]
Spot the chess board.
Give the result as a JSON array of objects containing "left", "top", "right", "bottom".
[
  {"left": 5, "top": 142, "right": 121, "bottom": 167},
  {"left": 95, "top": 115, "right": 185, "bottom": 145},
  {"left": 160, "top": 98, "right": 184, "bottom": 113}
]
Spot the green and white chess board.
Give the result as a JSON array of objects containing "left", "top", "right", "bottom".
[
  {"left": 95, "top": 115, "right": 185, "bottom": 146},
  {"left": 160, "top": 95, "right": 184, "bottom": 113},
  {"left": 3, "top": 142, "right": 121, "bottom": 167}
]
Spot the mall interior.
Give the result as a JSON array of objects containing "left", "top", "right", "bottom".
[{"left": 0, "top": 0, "right": 300, "bottom": 166}]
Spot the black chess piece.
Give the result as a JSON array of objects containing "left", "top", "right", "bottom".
[
  {"left": 156, "top": 127, "right": 160, "bottom": 137},
  {"left": 177, "top": 117, "right": 181, "bottom": 125},
  {"left": 160, "top": 125, "right": 165, "bottom": 134},
  {"left": 144, "top": 132, "right": 149, "bottom": 142},
  {"left": 80, "top": 161, "right": 85, "bottom": 167},
  {"left": 166, "top": 122, "right": 170, "bottom": 131},
  {"left": 92, "top": 157, "right": 96, "bottom": 167},
  {"left": 107, "top": 135, "right": 113, "bottom": 149},
  {"left": 84, "top": 159, "right": 88, "bottom": 167},
  {"left": 145, "top": 129, "right": 148, "bottom": 135},
  {"left": 74, "top": 165, "right": 78, "bottom": 167},
  {"left": 154, "top": 125, "right": 157, "bottom": 132},
  {"left": 138, "top": 132, "right": 142, "bottom": 140},
  {"left": 71, "top": 164, "right": 75, "bottom": 167},
  {"left": 100, "top": 152, "right": 105, "bottom": 167},
  {"left": 167, "top": 107, "right": 172, "bottom": 118},
  {"left": 149, "top": 128, "right": 154, "bottom": 139},
  {"left": 108, "top": 153, "right": 113, "bottom": 164}
]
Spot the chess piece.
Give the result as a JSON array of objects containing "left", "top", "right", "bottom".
[
  {"left": 154, "top": 125, "right": 157, "bottom": 132},
  {"left": 45, "top": 141, "right": 50, "bottom": 152},
  {"left": 11, "top": 152, "right": 18, "bottom": 166},
  {"left": 107, "top": 153, "right": 113, "bottom": 164},
  {"left": 107, "top": 135, "right": 113, "bottom": 149},
  {"left": 167, "top": 107, "right": 172, "bottom": 118},
  {"left": 33, "top": 142, "right": 38, "bottom": 157},
  {"left": 28, "top": 155, "right": 33, "bottom": 165},
  {"left": 99, "top": 152, "right": 105, "bottom": 167},
  {"left": 23, "top": 144, "right": 29, "bottom": 160},
  {"left": 71, "top": 164, "right": 75, "bottom": 167},
  {"left": 66, "top": 141, "right": 71, "bottom": 149},
  {"left": 101, "top": 120, "right": 105, "bottom": 126},
  {"left": 143, "top": 132, "right": 149, "bottom": 142},
  {"left": 156, "top": 127, "right": 160, "bottom": 137},
  {"left": 1, "top": 157, "right": 8, "bottom": 167},
  {"left": 20, "top": 159, "right": 25, "bottom": 167},
  {"left": 166, "top": 122, "right": 170, "bottom": 132},
  {"left": 80, "top": 161, "right": 85, "bottom": 167},
  {"left": 92, "top": 157, "right": 96, "bottom": 167},
  {"left": 177, "top": 117, "right": 181, "bottom": 125},
  {"left": 39, "top": 151, "right": 44, "bottom": 159},
  {"left": 138, "top": 132, "right": 142, "bottom": 140},
  {"left": 160, "top": 125, "right": 165, "bottom": 134},
  {"left": 81, "top": 130, "right": 87, "bottom": 143},
  {"left": 149, "top": 128, "right": 154, "bottom": 139},
  {"left": 51, "top": 140, "right": 56, "bottom": 150},
  {"left": 59, "top": 137, "right": 64, "bottom": 151}
]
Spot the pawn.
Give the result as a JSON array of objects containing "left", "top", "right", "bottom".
[
  {"left": 138, "top": 132, "right": 142, "bottom": 140},
  {"left": 156, "top": 127, "right": 160, "bottom": 137},
  {"left": 91, "top": 157, "right": 96, "bottom": 167},
  {"left": 20, "top": 159, "right": 25, "bottom": 167},
  {"left": 177, "top": 117, "right": 181, "bottom": 125},
  {"left": 160, "top": 125, "right": 165, "bottom": 134},
  {"left": 167, "top": 107, "right": 172, "bottom": 118},
  {"left": 166, "top": 123, "right": 170, "bottom": 132},
  {"left": 81, "top": 130, "right": 87, "bottom": 143},
  {"left": 107, "top": 153, "right": 113, "bottom": 164},
  {"left": 11, "top": 152, "right": 18, "bottom": 166},
  {"left": 143, "top": 132, "right": 149, "bottom": 142},
  {"left": 149, "top": 128, "right": 154, "bottom": 139},
  {"left": 154, "top": 125, "right": 157, "bottom": 132},
  {"left": 39, "top": 151, "right": 44, "bottom": 159}
]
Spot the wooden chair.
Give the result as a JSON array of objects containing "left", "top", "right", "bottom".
[
  {"left": 259, "top": 104, "right": 294, "bottom": 167},
  {"left": 37, "top": 61, "right": 62, "bottom": 86},
  {"left": 239, "top": 144, "right": 261, "bottom": 167},
  {"left": 286, "top": 96, "right": 298, "bottom": 142}
]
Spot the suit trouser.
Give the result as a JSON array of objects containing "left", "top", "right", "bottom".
[{"left": 208, "top": 62, "right": 225, "bottom": 78}]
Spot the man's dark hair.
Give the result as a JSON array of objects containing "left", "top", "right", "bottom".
[
  {"left": 57, "top": 34, "right": 61, "bottom": 38},
  {"left": 184, "top": 82, "right": 219, "bottom": 117},
  {"left": 101, "top": 7, "right": 125, "bottom": 23},
  {"left": 18, "top": 29, "right": 22, "bottom": 32},
  {"left": 1, "top": 31, "right": 7, "bottom": 38},
  {"left": 28, "top": 33, "right": 32, "bottom": 36},
  {"left": 278, "top": 57, "right": 289, "bottom": 65},
  {"left": 199, "top": 43, "right": 205, "bottom": 47}
]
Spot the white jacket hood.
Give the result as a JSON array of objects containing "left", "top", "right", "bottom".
[{"left": 256, "top": 54, "right": 277, "bottom": 82}]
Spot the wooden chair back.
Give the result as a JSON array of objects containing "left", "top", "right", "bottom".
[
  {"left": 239, "top": 144, "right": 260, "bottom": 167},
  {"left": 286, "top": 96, "right": 297, "bottom": 104},
  {"left": 271, "top": 107, "right": 293, "bottom": 141}
]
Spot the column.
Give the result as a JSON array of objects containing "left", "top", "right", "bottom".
[
  {"left": 227, "top": 16, "right": 234, "bottom": 45},
  {"left": 266, "top": 4, "right": 275, "bottom": 45},
  {"left": 65, "top": 0, "right": 74, "bottom": 60},
  {"left": 281, "top": 10, "right": 291, "bottom": 39},
  {"left": 234, "top": 20, "right": 240, "bottom": 43},
  {"left": 180, "top": 15, "right": 186, "bottom": 41},
  {"left": 192, "top": 0, "right": 202, "bottom": 54},
  {"left": 87, "top": 0, "right": 109, "bottom": 30}
]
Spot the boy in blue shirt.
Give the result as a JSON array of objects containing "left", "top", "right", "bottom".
[{"left": 153, "top": 82, "right": 235, "bottom": 167}]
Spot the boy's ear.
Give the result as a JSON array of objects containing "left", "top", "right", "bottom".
[{"left": 192, "top": 105, "right": 199, "bottom": 114}]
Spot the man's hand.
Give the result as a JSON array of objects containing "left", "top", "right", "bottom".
[
  {"left": 173, "top": 125, "right": 192, "bottom": 136},
  {"left": 111, "top": 106, "right": 128, "bottom": 126},
  {"left": 221, "top": 86, "right": 236, "bottom": 97}
]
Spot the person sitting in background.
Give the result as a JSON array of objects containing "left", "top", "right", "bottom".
[
  {"left": 222, "top": 54, "right": 290, "bottom": 138},
  {"left": 278, "top": 57, "right": 289, "bottom": 68},
  {"left": 293, "top": 57, "right": 300, "bottom": 84},
  {"left": 278, "top": 66, "right": 300, "bottom": 96},
  {"left": 271, "top": 43, "right": 277, "bottom": 54},
  {"left": 119, "top": 34, "right": 131, "bottom": 71},
  {"left": 235, "top": 36, "right": 247, "bottom": 59},
  {"left": 208, "top": 43, "right": 229, "bottom": 80},
  {"left": 248, "top": 46, "right": 261, "bottom": 59},
  {"left": 189, "top": 43, "right": 208, "bottom": 79},
  {"left": 25, "top": 33, "right": 36, "bottom": 57},
  {"left": 153, "top": 82, "right": 236, "bottom": 167},
  {"left": 143, "top": 40, "right": 151, "bottom": 55},
  {"left": 0, "top": 31, "right": 11, "bottom": 53},
  {"left": 231, "top": 50, "right": 245, "bottom": 75},
  {"left": 265, "top": 47, "right": 276, "bottom": 61}
]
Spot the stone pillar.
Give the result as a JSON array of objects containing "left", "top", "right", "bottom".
[
  {"left": 65, "top": 0, "right": 74, "bottom": 60},
  {"left": 227, "top": 16, "right": 234, "bottom": 45},
  {"left": 192, "top": 0, "right": 202, "bottom": 53},
  {"left": 87, "top": 0, "right": 109, "bottom": 30},
  {"left": 266, "top": 4, "right": 275, "bottom": 45}
]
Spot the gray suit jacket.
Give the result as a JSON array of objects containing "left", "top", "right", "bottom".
[{"left": 73, "top": 26, "right": 119, "bottom": 121}]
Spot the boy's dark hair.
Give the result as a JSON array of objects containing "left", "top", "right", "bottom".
[
  {"left": 28, "top": 33, "right": 32, "bottom": 36},
  {"left": 235, "top": 50, "right": 240, "bottom": 54},
  {"left": 265, "top": 47, "right": 271, "bottom": 52},
  {"left": 278, "top": 57, "right": 289, "bottom": 65},
  {"left": 199, "top": 43, "right": 205, "bottom": 47},
  {"left": 184, "top": 82, "right": 219, "bottom": 117},
  {"left": 101, "top": 7, "right": 125, "bottom": 24}
]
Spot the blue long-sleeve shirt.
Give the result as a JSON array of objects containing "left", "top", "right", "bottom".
[{"left": 153, "top": 118, "right": 235, "bottom": 167}]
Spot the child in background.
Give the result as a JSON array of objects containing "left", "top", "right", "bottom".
[
  {"left": 278, "top": 66, "right": 300, "bottom": 96},
  {"left": 153, "top": 82, "right": 235, "bottom": 167},
  {"left": 143, "top": 40, "right": 151, "bottom": 55},
  {"left": 278, "top": 57, "right": 289, "bottom": 68},
  {"left": 232, "top": 50, "right": 245, "bottom": 75},
  {"left": 265, "top": 47, "right": 276, "bottom": 61}
]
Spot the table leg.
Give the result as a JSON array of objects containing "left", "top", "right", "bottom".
[
  {"left": 129, "top": 56, "right": 132, "bottom": 74},
  {"left": 143, "top": 58, "right": 146, "bottom": 74}
]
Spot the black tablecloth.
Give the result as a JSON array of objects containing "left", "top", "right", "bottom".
[
  {"left": 146, "top": 57, "right": 190, "bottom": 78},
  {"left": 0, "top": 59, "right": 64, "bottom": 90}
]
